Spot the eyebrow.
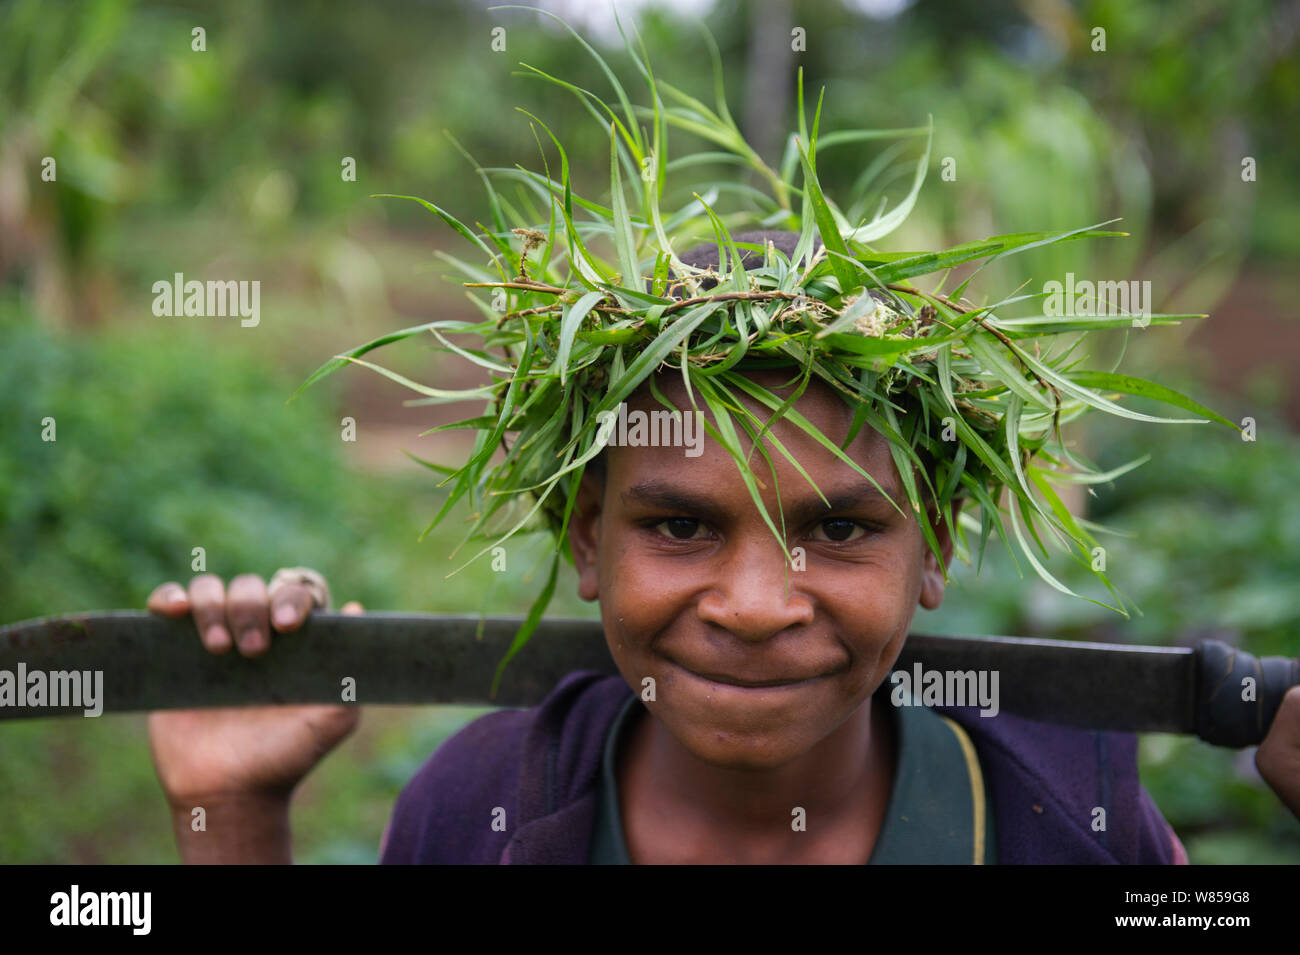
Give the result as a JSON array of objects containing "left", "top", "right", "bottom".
[{"left": 621, "top": 479, "right": 901, "bottom": 525}]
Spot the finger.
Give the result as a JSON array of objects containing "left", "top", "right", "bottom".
[
  {"left": 1257, "top": 686, "right": 1300, "bottom": 820},
  {"left": 341, "top": 601, "right": 364, "bottom": 615},
  {"left": 227, "top": 573, "right": 271, "bottom": 657},
  {"left": 147, "top": 582, "right": 190, "bottom": 617},
  {"left": 270, "top": 582, "right": 316, "bottom": 633},
  {"left": 187, "top": 574, "right": 232, "bottom": 654}
]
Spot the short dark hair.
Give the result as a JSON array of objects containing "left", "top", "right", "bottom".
[{"left": 679, "top": 229, "right": 811, "bottom": 276}]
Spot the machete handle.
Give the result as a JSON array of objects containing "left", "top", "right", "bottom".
[{"left": 1195, "top": 641, "right": 1300, "bottom": 747}]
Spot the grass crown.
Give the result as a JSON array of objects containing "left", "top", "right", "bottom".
[{"left": 298, "top": 10, "right": 1236, "bottom": 689}]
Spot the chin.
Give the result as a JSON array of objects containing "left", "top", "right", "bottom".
[{"left": 661, "top": 708, "right": 820, "bottom": 771}]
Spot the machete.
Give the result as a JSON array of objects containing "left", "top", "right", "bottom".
[{"left": 0, "top": 611, "right": 1295, "bottom": 747}]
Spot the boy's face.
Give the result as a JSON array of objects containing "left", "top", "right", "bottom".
[{"left": 569, "top": 370, "right": 957, "bottom": 771}]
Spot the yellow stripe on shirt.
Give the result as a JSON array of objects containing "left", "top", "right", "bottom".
[{"left": 938, "top": 715, "right": 986, "bottom": 865}]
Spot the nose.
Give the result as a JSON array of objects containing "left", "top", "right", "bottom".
[{"left": 695, "top": 532, "right": 815, "bottom": 641}]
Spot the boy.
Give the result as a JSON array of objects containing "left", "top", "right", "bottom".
[{"left": 146, "top": 232, "right": 1300, "bottom": 864}]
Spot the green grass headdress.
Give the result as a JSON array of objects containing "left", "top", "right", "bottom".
[{"left": 300, "top": 12, "right": 1236, "bottom": 681}]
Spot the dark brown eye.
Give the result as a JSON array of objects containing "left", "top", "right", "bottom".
[
  {"left": 655, "top": 518, "right": 706, "bottom": 540},
  {"left": 812, "top": 519, "right": 864, "bottom": 542}
]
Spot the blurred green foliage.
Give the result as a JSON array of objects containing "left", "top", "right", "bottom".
[
  {"left": 0, "top": 298, "right": 590, "bottom": 863},
  {"left": 1, "top": 0, "right": 1296, "bottom": 863},
  {"left": 930, "top": 367, "right": 1300, "bottom": 648},
  {"left": 0, "top": 298, "right": 398, "bottom": 621},
  {"left": 928, "top": 374, "right": 1300, "bottom": 861}
]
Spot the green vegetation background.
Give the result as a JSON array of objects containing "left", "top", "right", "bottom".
[{"left": 1, "top": 0, "right": 1297, "bottom": 863}]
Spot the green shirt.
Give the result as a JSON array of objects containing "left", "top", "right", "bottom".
[{"left": 589, "top": 692, "right": 996, "bottom": 864}]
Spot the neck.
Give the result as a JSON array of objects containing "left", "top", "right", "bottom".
[{"left": 621, "top": 692, "right": 897, "bottom": 863}]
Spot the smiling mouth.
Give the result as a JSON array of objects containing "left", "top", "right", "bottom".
[
  {"left": 699, "top": 673, "right": 807, "bottom": 688},
  {"left": 670, "top": 661, "right": 828, "bottom": 689}
]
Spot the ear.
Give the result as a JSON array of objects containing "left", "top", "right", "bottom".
[
  {"left": 918, "top": 497, "right": 964, "bottom": 611},
  {"left": 568, "top": 469, "right": 605, "bottom": 602}
]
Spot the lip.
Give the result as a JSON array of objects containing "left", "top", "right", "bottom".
[
  {"left": 667, "top": 659, "right": 832, "bottom": 690},
  {"left": 694, "top": 672, "right": 810, "bottom": 688}
]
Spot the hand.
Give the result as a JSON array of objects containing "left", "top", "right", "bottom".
[
  {"left": 1256, "top": 686, "right": 1300, "bottom": 821},
  {"left": 144, "top": 572, "right": 362, "bottom": 862}
]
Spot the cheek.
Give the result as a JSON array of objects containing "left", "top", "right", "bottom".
[
  {"left": 821, "top": 544, "right": 924, "bottom": 619},
  {"left": 821, "top": 553, "right": 923, "bottom": 680},
  {"left": 596, "top": 531, "right": 692, "bottom": 662},
  {"left": 599, "top": 523, "right": 703, "bottom": 597}
]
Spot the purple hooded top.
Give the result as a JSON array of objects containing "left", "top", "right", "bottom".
[{"left": 379, "top": 670, "right": 1182, "bottom": 864}]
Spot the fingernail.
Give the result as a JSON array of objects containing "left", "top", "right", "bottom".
[
  {"left": 240, "top": 630, "right": 264, "bottom": 652},
  {"left": 272, "top": 606, "right": 296, "bottom": 627},
  {"left": 204, "top": 625, "right": 231, "bottom": 650}
]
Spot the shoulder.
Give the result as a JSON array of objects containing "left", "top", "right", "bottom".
[
  {"left": 380, "top": 670, "right": 632, "bottom": 864},
  {"left": 935, "top": 704, "right": 1178, "bottom": 864},
  {"left": 379, "top": 703, "right": 532, "bottom": 864}
]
